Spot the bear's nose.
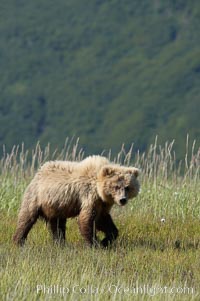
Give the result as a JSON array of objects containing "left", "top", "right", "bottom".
[{"left": 120, "top": 198, "right": 127, "bottom": 206}]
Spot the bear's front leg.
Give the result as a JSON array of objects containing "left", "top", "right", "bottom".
[
  {"left": 78, "top": 207, "right": 98, "bottom": 247},
  {"left": 96, "top": 213, "right": 119, "bottom": 248}
]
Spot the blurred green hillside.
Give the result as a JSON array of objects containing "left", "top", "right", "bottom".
[{"left": 0, "top": 0, "right": 200, "bottom": 157}]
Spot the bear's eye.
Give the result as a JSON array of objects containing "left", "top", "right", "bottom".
[
  {"left": 115, "top": 185, "right": 120, "bottom": 190},
  {"left": 125, "top": 186, "right": 130, "bottom": 192}
]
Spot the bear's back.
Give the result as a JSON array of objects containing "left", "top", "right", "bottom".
[
  {"left": 39, "top": 160, "right": 78, "bottom": 176},
  {"left": 38, "top": 156, "right": 109, "bottom": 179}
]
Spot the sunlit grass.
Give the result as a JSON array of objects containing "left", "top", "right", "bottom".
[{"left": 0, "top": 138, "right": 199, "bottom": 300}]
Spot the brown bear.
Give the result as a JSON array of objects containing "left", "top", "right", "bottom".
[{"left": 13, "top": 155, "right": 140, "bottom": 247}]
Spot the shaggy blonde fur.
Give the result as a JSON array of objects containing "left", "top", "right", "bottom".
[{"left": 13, "top": 155, "right": 140, "bottom": 247}]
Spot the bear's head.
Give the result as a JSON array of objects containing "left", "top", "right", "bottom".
[{"left": 97, "top": 164, "right": 140, "bottom": 206}]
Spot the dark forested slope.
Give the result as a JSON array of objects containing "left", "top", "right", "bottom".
[{"left": 0, "top": 0, "right": 200, "bottom": 157}]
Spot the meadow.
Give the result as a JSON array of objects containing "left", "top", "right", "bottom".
[{"left": 0, "top": 138, "right": 200, "bottom": 301}]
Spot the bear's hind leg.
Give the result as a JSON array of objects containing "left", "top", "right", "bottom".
[
  {"left": 96, "top": 213, "right": 118, "bottom": 248},
  {"left": 13, "top": 207, "right": 39, "bottom": 246},
  {"left": 49, "top": 218, "right": 66, "bottom": 244}
]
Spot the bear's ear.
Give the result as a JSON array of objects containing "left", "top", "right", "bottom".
[
  {"left": 128, "top": 167, "right": 140, "bottom": 178},
  {"left": 101, "top": 166, "right": 115, "bottom": 177}
]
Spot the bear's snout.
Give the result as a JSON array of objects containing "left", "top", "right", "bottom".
[{"left": 119, "top": 198, "right": 127, "bottom": 206}]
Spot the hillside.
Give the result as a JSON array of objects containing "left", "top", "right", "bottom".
[{"left": 0, "top": 0, "right": 200, "bottom": 158}]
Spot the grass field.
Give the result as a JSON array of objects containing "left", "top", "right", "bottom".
[{"left": 0, "top": 139, "right": 200, "bottom": 300}]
